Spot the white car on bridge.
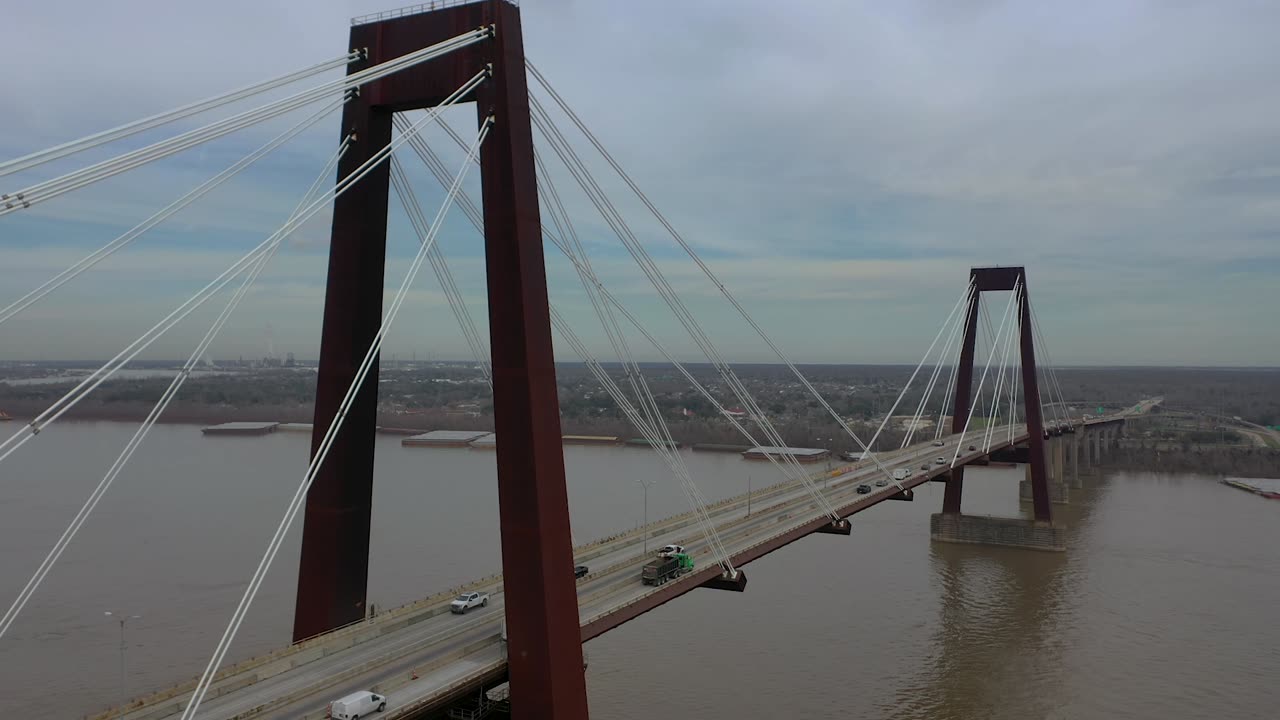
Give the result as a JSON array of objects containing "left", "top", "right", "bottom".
[
  {"left": 329, "top": 690, "right": 386, "bottom": 719},
  {"left": 657, "top": 544, "right": 685, "bottom": 558},
  {"left": 450, "top": 591, "right": 489, "bottom": 614}
]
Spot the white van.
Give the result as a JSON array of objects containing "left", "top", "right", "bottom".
[{"left": 329, "top": 690, "right": 386, "bottom": 719}]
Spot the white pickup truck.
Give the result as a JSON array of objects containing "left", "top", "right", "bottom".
[{"left": 450, "top": 591, "right": 489, "bottom": 614}]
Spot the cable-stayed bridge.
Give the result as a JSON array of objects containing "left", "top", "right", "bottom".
[{"left": 0, "top": 1, "right": 1157, "bottom": 718}]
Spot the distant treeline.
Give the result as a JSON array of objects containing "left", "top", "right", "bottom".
[
  {"left": 3, "top": 364, "right": 1277, "bottom": 450},
  {"left": 1108, "top": 443, "right": 1280, "bottom": 478},
  {"left": 1051, "top": 366, "right": 1280, "bottom": 426}
]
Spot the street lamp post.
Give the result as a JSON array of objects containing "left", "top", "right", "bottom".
[
  {"left": 635, "top": 479, "right": 651, "bottom": 556},
  {"left": 104, "top": 611, "right": 140, "bottom": 701}
]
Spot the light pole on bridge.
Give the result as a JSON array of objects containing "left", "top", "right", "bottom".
[
  {"left": 636, "top": 477, "right": 653, "bottom": 556},
  {"left": 104, "top": 611, "right": 141, "bottom": 702}
]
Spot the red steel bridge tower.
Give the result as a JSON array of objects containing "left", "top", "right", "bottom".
[
  {"left": 292, "top": 2, "right": 589, "bottom": 717},
  {"left": 942, "top": 266, "right": 1054, "bottom": 522}
]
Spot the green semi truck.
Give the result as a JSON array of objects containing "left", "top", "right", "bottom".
[{"left": 642, "top": 553, "right": 694, "bottom": 585}]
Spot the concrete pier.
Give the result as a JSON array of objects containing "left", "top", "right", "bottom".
[
  {"left": 930, "top": 513, "right": 1065, "bottom": 552},
  {"left": 1083, "top": 430, "right": 1092, "bottom": 465},
  {"left": 1020, "top": 478, "right": 1069, "bottom": 504},
  {"left": 1051, "top": 437, "right": 1066, "bottom": 484},
  {"left": 1068, "top": 433, "right": 1083, "bottom": 488},
  {"left": 1023, "top": 459, "right": 1069, "bottom": 504}
]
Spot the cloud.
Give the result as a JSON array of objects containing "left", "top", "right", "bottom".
[{"left": 1, "top": 0, "right": 1277, "bottom": 366}]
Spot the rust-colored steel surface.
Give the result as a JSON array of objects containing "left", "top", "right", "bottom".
[
  {"left": 293, "top": 31, "right": 395, "bottom": 641},
  {"left": 1016, "top": 279, "right": 1052, "bottom": 521},
  {"left": 473, "top": 2, "right": 589, "bottom": 717},
  {"left": 296, "top": 2, "right": 588, "bottom": 717},
  {"left": 943, "top": 283, "right": 981, "bottom": 514}
]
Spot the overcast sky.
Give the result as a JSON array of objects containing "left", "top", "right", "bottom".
[{"left": 2, "top": 0, "right": 1277, "bottom": 366}]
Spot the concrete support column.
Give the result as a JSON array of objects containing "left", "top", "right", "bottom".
[
  {"left": 1020, "top": 476, "right": 1069, "bottom": 504},
  {"left": 1069, "top": 432, "right": 1082, "bottom": 488},
  {"left": 1021, "top": 438, "right": 1070, "bottom": 505}
]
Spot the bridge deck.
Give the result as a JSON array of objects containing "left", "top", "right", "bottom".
[{"left": 95, "top": 412, "right": 1144, "bottom": 720}]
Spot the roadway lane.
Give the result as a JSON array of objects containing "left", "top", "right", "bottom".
[{"left": 121, "top": 432, "right": 980, "bottom": 720}]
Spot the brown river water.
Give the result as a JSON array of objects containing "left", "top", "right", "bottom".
[{"left": 0, "top": 420, "right": 1276, "bottom": 719}]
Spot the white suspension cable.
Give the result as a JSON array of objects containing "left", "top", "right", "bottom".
[
  {"left": 932, "top": 297, "right": 969, "bottom": 442},
  {"left": 0, "top": 140, "right": 348, "bottom": 642},
  {"left": 1021, "top": 299, "right": 1066, "bottom": 428},
  {"left": 526, "top": 65, "right": 896, "bottom": 481},
  {"left": 402, "top": 124, "right": 822, "bottom": 549},
  {"left": 549, "top": 308, "right": 737, "bottom": 573},
  {"left": 984, "top": 283, "right": 1022, "bottom": 451},
  {"left": 1, "top": 28, "right": 491, "bottom": 215},
  {"left": 0, "top": 51, "right": 361, "bottom": 179},
  {"left": 978, "top": 302, "right": 998, "bottom": 427},
  {"left": 546, "top": 221, "right": 828, "bottom": 514},
  {"left": 950, "top": 279, "right": 1020, "bottom": 467},
  {"left": 527, "top": 99, "right": 844, "bottom": 520},
  {"left": 389, "top": 118, "right": 494, "bottom": 386},
  {"left": 1032, "top": 338, "right": 1061, "bottom": 428},
  {"left": 399, "top": 109, "right": 833, "bottom": 542},
  {"left": 0, "top": 70, "right": 487, "bottom": 469},
  {"left": 982, "top": 295, "right": 1008, "bottom": 450},
  {"left": 864, "top": 282, "right": 971, "bottom": 455},
  {"left": 417, "top": 115, "right": 703, "bottom": 504},
  {"left": 396, "top": 124, "right": 793, "bottom": 560},
  {"left": 904, "top": 282, "right": 973, "bottom": 448},
  {"left": 900, "top": 283, "right": 970, "bottom": 449},
  {"left": 1009, "top": 313, "right": 1021, "bottom": 445},
  {"left": 180, "top": 117, "right": 491, "bottom": 720},
  {"left": 536, "top": 158, "right": 742, "bottom": 567},
  {"left": 1030, "top": 303, "right": 1071, "bottom": 426},
  {"left": 530, "top": 148, "right": 740, "bottom": 537},
  {"left": 0, "top": 98, "right": 349, "bottom": 327},
  {"left": 388, "top": 156, "right": 491, "bottom": 387}
]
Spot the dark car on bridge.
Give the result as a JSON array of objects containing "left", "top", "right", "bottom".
[
  {"left": 574, "top": 565, "right": 589, "bottom": 579},
  {"left": 856, "top": 484, "right": 872, "bottom": 494}
]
